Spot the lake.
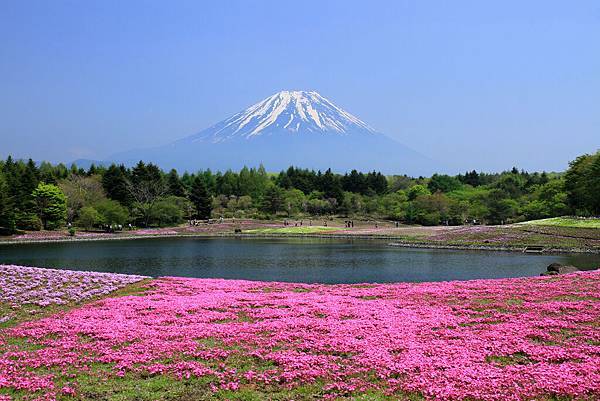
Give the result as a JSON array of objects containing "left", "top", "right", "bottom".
[{"left": 1, "top": 237, "right": 599, "bottom": 284}]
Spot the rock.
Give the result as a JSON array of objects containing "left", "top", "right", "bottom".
[
  {"left": 556, "top": 265, "right": 580, "bottom": 274},
  {"left": 547, "top": 263, "right": 564, "bottom": 272},
  {"left": 542, "top": 263, "right": 580, "bottom": 276},
  {"left": 540, "top": 271, "right": 558, "bottom": 276}
]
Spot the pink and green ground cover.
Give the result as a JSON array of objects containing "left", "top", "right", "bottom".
[
  {"left": 1, "top": 265, "right": 599, "bottom": 400},
  {"left": 0, "top": 265, "right": 147, "bottom": 328},
  {"left": 4, "top": 219, "right": 600, "bottom": 252}
]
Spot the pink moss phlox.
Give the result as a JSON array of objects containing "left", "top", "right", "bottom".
[{"left": 1, "top": 268, "right": 599, "bottom": 399}]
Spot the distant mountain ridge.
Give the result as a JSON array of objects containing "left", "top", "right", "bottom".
[{"left": 103, "top": 90, "right": 436, "bottom": 175}]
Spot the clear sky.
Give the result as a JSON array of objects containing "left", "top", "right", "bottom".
[{"left": 1, "top": 0, "right": 598, "bottom": 173}]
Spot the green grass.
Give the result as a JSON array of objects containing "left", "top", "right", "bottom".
[
  {"left": 485, "top": 352, "right": 533, "bottom": 366},
  {"left": 58, "top": 374, "right": 421, "bottom": 401},
  {"left": 244, "top": 226, "right": 340, "bottom": 234},
  {"left": 0, "top": 355, "right": 423, "bottom": 401},
  {"left": 519, "top": 217, "right": 600, "bottom": 229}
]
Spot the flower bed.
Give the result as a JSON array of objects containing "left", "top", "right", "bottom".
[
  {"left": 1, "top": 268, "right": 599, "bottom": 400},
  {"left": 0, "top": 265, "right": 147, "bottom": 326},
  {"left": 11, "top": 231, "right": 67, "bottom": 241}
]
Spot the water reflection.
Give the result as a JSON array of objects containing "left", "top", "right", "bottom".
[{"left": 0, "top": 238, "right": 598, "bottom": 284}]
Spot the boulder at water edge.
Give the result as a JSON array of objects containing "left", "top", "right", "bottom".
[{"left": 541, "top": 263, "right": 580, "bottom": 276}]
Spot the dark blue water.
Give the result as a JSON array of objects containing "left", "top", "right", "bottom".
[{"left": 0, "top": 238, "right": 598, "bottom": 283}]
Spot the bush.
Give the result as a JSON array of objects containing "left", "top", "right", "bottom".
[
  {"left": 68, "top": 227, "right": 76, "bottom": 236},
  {"left": 95, "top": 200, "right": 129, "bottom": 226},
  {"left": 15, "top": 213, "right": 42, "bottom": 231},
  {"left": 149, "top": 197, "right": 185, "bottom": 226},
  {"left": 78, "top": 206, "right": 102, "bottom": 230}
]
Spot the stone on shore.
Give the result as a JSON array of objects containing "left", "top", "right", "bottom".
[{"left": 541, "top": 262, "right": 580, "bottom": 276}]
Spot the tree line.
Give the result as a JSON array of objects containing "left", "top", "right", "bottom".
[{"left": 0, "top": 150, "right": 598, "bottom": 234}]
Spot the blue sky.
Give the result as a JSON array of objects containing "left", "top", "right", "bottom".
[{"left": 0, "top": 0, "right": 598, "bottom": 173}]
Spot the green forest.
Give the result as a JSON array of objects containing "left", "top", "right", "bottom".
[{"left": 0, "top": 150, "right": 598, "bottom": 234}]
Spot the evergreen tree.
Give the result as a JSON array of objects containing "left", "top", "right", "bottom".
[
  {"left": 0, "top": 172, "right": 15, "bottom": 234},
  {"left": 428, "top": 174, "right": 462, "bottom": 193},
  {"left": 320, "top": 168, "right": 344, "bottom": 205},
  {"left": 461, "top": 170, "right": 481, "bottom": 187},
  {"left": 342, "top": 170, "right": 368, "bottom": 194},
  {"left": 262, "top": 185, "right": 284, "bottom": 214},
  {"left": 39, "top": 161, "right": 58, "bottom": 184},
  {"left": 589, "top": 156, "right": 600, "bottom": 214},
  {"left": 202, "top": 169, "right": 217, "bottom": 195},
  {"left": 131, "top": 161, "right": 162, "bottom": 188},
  {"left": 88, "top": 164, "right": 98, "bottom": 176},
  {"left": 102, "top": 165, "right": 131, "bottom": 206},
  {"left": 167, "top": 169, "right": 186, "bottom": 197},
  {"left": 12, "top": 159, "right": 40, "bottom": 228},
  {"left": 277, "top": 170, "right": 293, "bottom": 189},
  {"left": 190, "top": 176, "right": 212, "bottom": 219},
  {"left": 127, "top": 162, "right": 166, "bottom": 226},
  {"left": 2, "top": 156, "right": 18, "bottom": 199},
  {"left": 20, "top": 159, "right": 39, "bottom": 205},
  {"left": 69, "top": 163, "right": 79, "bottom": 175},
  {"left": 367, "top": 171, "right": 388, "bottom": 195},
  {"left": 216, "top": 170, "right": 239, "bottom": 196},
  {"left": 54, "top": 163, "right": 69, "bottom": 181},
  {"left": 181, "top": 172, "right": 194, "bottom": 193}
]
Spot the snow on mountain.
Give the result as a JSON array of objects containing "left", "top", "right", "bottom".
[
  {"left": 108, "top": 90, "right": 437, "bottom": 175},
  {"left": 187, "top": 90, "right": 375, "bottom": 144}
]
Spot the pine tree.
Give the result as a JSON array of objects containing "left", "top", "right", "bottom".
[
  {"left": 2, "top": 156, "right": 19, "bottom": 199},
  {"left": 320, "top": 169, "right": 344, "bottom": 207},
  {"left": 588, "top": 154, "right": 600, "bottom": 214},
  {"left": 87, "top": 164, "right": 97, "bottom": 176},
  {"left": 167, "top": 169, "right": 186, "bottom": 197},
  {"left": 102, "top": 164, "right": 131, "bottom": 206},
  {"left": 190, "top": 176, "right": 212, "bottom": 219},
  {"left": 20, "top": 159, "right": 39, "bottom": 202},
  {"left": 39, "top": 161, "right": 58, "bottom": 184},
  {"left": 16, "top": 159, "right": 40, "bottom": 220},
  {"left": 262, "top": 185, "right": 284, "bottom": 214},
  {"left": 0, "top": 172, "right": 15, "bottom": 234}
]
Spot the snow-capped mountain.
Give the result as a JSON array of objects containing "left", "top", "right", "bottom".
[
  {"left": 108, "top": 90, "right": 436, "bottom": 175},
  {"left": 189, "top": 91, "right": 375, "bottom": 143}
]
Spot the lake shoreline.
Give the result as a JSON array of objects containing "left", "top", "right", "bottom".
[{"left": 1, "top": 231, "right": 600, "bottom": 255}]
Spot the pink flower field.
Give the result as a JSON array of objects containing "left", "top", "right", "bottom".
[
  {"left": 0, "top": 266, "right": 599, "bottom": 400},
  {"left": 0, "top": 265, "right": 147, "bottom": 311}
]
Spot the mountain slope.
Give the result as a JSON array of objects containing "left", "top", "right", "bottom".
[
  {"left": 187, "top": 90, "right": 375, "bottom": 143},
  {"left": 110, "top": 90, "right": 436, "bottom": 175}
]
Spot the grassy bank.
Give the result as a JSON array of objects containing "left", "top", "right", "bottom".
[
  {"left": 518, "top": 216, "right": 600, "bottom": 229},
  {"left": 244, "top": 226, "right": 341, "bottom": 234},
  {"left": 1, "top": 218, "right": 600, "bottom": 253}
]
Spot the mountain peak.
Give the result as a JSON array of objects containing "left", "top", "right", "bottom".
[
  {"left": 110, "top": 90, "right": 436, "bottom": 175},
  {"left": 190, "top": 90, "right": 375, "bottom": 144}
]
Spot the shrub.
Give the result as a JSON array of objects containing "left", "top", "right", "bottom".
[
  {"left": 15, "top": 212, "right": 42, "bottom": 231},
  {"left": 95, "top": 200, "right": 129, "bottom": 226},
  {"left": 78, "top": 206, "right": 102, "bottom": 230}
]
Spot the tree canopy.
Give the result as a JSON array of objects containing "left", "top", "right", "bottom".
[{"left": 0, "top": 149, "right": 597, "bottom": 234}]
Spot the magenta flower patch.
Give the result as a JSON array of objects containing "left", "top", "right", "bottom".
[{"left": 0, "top": 267, "right": 599, "bottom": 400}]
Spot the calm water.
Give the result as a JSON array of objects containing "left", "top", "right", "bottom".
[{"left": 0, "top": 238, "right": 599, "bottom": 284}]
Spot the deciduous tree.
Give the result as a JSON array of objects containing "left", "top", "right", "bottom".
[{"left": 32, "top": 183, "right": 67, "bottom": 230}]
